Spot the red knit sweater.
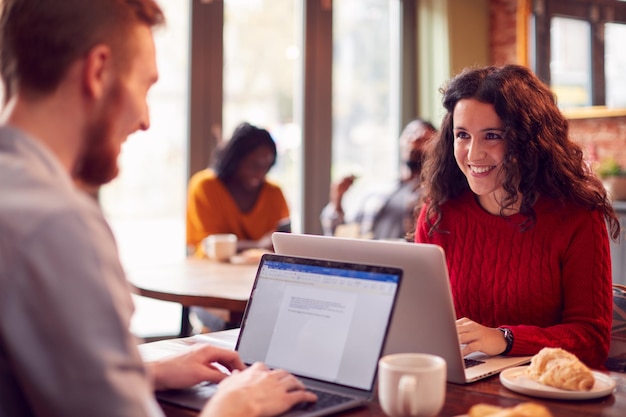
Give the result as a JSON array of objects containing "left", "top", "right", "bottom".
[{"left": 415, "top": 191, "right": 612, "bottom": 368}]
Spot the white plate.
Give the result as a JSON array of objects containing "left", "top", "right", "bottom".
[{"left": 500, "top": 366, "right": 616, "bottom": 400}]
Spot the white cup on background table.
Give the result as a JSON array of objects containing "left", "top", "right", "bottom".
[{"left": 203, "top": 233, "right": 237, "bottom": 261}]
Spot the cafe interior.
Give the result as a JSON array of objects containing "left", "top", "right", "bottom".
[
  {"left": 92, "top": 1, "right": 626, "bottom": 415},
  {"left": 0, "top": 0, "right": 622, "bottom": 416}
]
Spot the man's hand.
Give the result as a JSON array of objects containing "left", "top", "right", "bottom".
[
  {"left": 148, "top": 344, "right": 246, "bottom": 391},
  {"left": 201, "top": 362, "right": 318, "bottom": 417}
]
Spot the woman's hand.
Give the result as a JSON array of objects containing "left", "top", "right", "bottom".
[
  {"left": 200, "top": 362, "right": 318, "bottom": 417},
  {"left": 456, "top": 317, "right": 507, "bottom": 357}
]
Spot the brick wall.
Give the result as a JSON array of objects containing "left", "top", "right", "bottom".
[
  {"left": 489, "top": 0, "right": 626, "bottom": 168},
  {"left": 490, "top": 0, "right": 518, "bottom": 65},
  {"left": 569, "top": 118, "right": 626, "bottom": 166}
]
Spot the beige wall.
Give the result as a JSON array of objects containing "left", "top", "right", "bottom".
[
  {"left": 418, "top": 0, "right": 489, "bottom": 126},
  {"left": 449, "top": 0, "right": 490, "bottom": 74}
]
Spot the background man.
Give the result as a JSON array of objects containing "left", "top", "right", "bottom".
[{"left": 321, "top": 119, "right": 436, "bottom": 240}]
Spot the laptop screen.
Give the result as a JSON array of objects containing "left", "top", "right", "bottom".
[{"left": 236, "top": 254, "right": 401, "bottom": 391}]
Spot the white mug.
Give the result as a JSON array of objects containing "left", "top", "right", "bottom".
[
  {"left": 378, "top": 353, "right": 446, "bottom": 417},
  {"left": 203, "top": 233, "right": 237, "bottom": 261}
]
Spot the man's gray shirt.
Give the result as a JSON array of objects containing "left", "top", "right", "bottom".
[{"left": 0, "top": 126, "right": 162, "bottom": 417}]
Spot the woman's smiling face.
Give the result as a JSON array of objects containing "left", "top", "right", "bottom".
[{"left": 453, "top": 98, "right": 509, "bottom": 214}]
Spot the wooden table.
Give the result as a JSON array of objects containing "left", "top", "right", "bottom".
[
  {"left": 126, "top": 259, "right": 258, "bottom": 336},
  {"left": 139, "top": 333, "right": 626, "bottom": 417}
]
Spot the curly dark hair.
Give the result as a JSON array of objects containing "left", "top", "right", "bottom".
[
  {"left": 214, "top": 122, "right": 277, "bottom": 181},
  {"left": 421, "top": 64, "right": 619, "bottom": 240}
]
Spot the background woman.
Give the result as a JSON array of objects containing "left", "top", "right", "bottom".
[{"left": 186, "top": 122, "right": 290, "bottom": 257}]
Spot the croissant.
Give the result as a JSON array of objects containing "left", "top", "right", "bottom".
[
  {"left": 469, "top": 402, "right": 553, "bottom": 417},
  {"left": 525, "top": 347, "right": 594, "bottom": 391}
]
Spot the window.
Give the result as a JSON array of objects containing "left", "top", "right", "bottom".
[
  {"left": 533, "top": 0, "right": 626, "bottom": 108},
  {"left": 332, "top": 0, "right": 400, "bottom": 214},
  {"left": 100, "top": 0, "right": 190, "bottom": 267},
  {"left": 222, "top": 0, "right": 303, "bottom": 231},
  {"left": 549, "top": 17, "right": 591, "bottom": 108},
  {"left": 605, "top": 22, "right": 626, "bottom": 108}
]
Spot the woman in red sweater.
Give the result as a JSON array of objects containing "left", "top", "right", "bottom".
[{"left": 415, "top": 65, "right": 619, "bottom": 368}]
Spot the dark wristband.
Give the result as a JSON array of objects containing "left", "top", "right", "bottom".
[{"left": 498, "top": 327, "right": 514, "bottom": 355}]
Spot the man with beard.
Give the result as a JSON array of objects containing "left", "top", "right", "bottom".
[
  {"left": 0, "top": 1, "right": 315, "bottom": 416},
  {"left": 320, "top": 119, "right": 436, "bottom": 240}
]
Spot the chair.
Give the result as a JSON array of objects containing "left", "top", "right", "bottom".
[{"left": 605, "top": 283, "right": 626, "bottom": 372}]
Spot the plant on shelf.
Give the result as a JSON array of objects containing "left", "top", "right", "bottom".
[
  {"left": 597, "top": 158, "right": 625, "bottom": 179},
  {"left": 597, "top": 158, "right": 626, "bottom": 201}
]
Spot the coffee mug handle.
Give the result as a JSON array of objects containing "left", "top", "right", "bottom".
[{"left": 398, "top": 374, "right": 418, "bottom": 416}]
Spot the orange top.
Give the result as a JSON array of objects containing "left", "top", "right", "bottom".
[{"left": 186, "top": 169, "right": 290, "bottom": 255}]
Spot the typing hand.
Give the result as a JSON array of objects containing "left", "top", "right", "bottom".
[
  {"left": 456, "top": 317, "right": 507, "bottom": 357},
  {"left": 201, "top": 362, "right": 318, "bottom": 417},
  {"left": 148, "top": 344, "right": 246, "bottom": 391}
]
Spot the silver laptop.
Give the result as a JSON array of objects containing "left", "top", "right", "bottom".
[
  {"left": 158, "top": 253, "right": 402, "bottom": 416},
  {"left": 272, "top": 232, "right": 531, "bottom": 384}
]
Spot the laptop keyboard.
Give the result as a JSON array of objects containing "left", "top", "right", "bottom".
[
  {"left": 464, "top": 358, "right": 485, "bottom": 368},
  {"left": 290, "top": 387, "right": 356, "bottom": 412}
]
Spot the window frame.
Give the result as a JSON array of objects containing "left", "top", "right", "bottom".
[{"left": 533, "top": 0, "right": 626, "bottom": 107}]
